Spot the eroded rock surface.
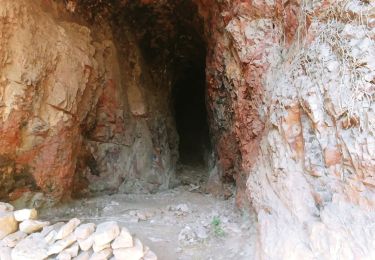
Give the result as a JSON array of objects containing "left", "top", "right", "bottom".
[
  {"left": 195, "top": 0, "right": 375, "bottom": 258},
  {"left": 0, "top": 0, "right": 178, "bottom": 201},
  {"left": 0, "top": 0, "right": 374, "bottom": 259}
]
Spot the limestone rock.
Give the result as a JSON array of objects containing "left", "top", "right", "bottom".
[
  {"left": 2, "top": 231, "right": 27, "bottom": 247},
  {"left": 74, "top": 223, "right": 96, "bottom": 240},
  {"left": 42, "top": 222, "right": 65, "bottom": 243},
  {"left": 41, "top": 222, "right": 64, "bottom": 237},
  {"left": 78, "top": 235, "right": 94, "bottom": 251},
  {"left": 0, "top": 212, "right": 18, "bottom": 239},
  {"left": 0, "top": 246, "right": 11, "bottom": 260},
  {"left": 65, "top": 242, "right": 79, "bottom": 257},
  {"left": 93, "top": 242, "right": 110, "bottom": 253},
  {"left": 74, "top": 251, "right": 91, "bottom": 260},
  {"left": 56, "top": 218, "right": 81, "bottom": 240},
  {"left": 19, "top": 220, "right": 50, "bottom": 234},
  {"left": 57, "top": 251, "right": 72, "bottom": 260},
  {"left": 45, "top": 230, "right": 58, "bottom": 244},
  {"left": 0, "top": 203, "right": 14, "bottom": 213},
  {"left": 14, "top": 209, "right": 38, "bottom": 221},
  {"left": 48, "top": 233, "right": 76, "bottom": 255},
  {"left": 93, "top": 221, "right": 120, "bottom": 247},
  {"left": 113, "top": 238, "right": 143, "bottom": 260},
  {"left": 89, "top": 248, "right": 112, "bottom": 260},
  {"left": 111, "top": 227, "right": 133, "bottom": 249},
  {"left": 11, "top": 233, "right": 50, "bottom": 260}
]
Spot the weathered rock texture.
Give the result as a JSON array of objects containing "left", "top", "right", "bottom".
[
  {"left": 0, "top": 0, "right": 179, "bottom": 200},
  {"left": 0, "top": 0, "right": 106, "bottom": 199},
  {"left": 1, "top": 0, "right": 375, "bottom": 259},
  {"left": 195, "top": 0, "right": 375, "bottom": 258}
]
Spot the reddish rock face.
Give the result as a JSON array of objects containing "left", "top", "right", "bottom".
[
  {"left": 199, "top": 0, "right": 375, "bottom": 258},
  {"left": 1, "top": 0, "right": 375, "bottom": 258}
]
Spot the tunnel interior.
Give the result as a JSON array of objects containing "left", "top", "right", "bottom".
[
  {"left": 68, "top": 0, "right": 216, "bottom": 196},
  {"left": 172, "top": 62, "right": 210, "bottom": 167},
  {"left": 119, "top": 0, "right": 211, "bottom": 168}
]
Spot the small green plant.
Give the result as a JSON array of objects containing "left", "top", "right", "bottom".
[{"left": 211, "top": 216, "right": 225, "bottom": 237}]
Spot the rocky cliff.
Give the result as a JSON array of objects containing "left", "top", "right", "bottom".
[{"left": 0, "top": 0, "right": 374, "bottom": 259}]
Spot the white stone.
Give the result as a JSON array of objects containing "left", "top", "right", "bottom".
[
  {"left": 74, "top": 251, "right": 91, "bottom": 260},
  {"left": 113, "top": 238, "right": 143, "bottom": 260},
  {"left": 111, "top": 227, "right": 133, "bottom": 249},
  {"left": 78, "top": 235, "right": 94, "bottom": 251},
  {"left": 74, "top": 223, "right": 95, "bottom": 240},
  {"left": 48, "top": 232, "right": 76, "bottom": 255},
  {"left": 11, "top": 233, "right": 50, "bottom": 260},
  {"left": 43, "top": 222, "right": 65, "bottom": 236},
  {"left": 89, "top": 248, "right": 112, "bottom": 260},
  {"left": 14, "top": 209, "right": 37, "bottom": 221},
  {"left": 45, "top": 230, "right": 57, "bottom": 244},
  {"left": 56, "top": 218, "right": 81, "bottom": 240},
  {"left": 19, "top": 219, "right": 49, "bottom": 234},
  {"left": 2, "top": 231, "right": 27, "bottom": 247},
  {"left": 64, "top": 242, "right": 79, "bottom": 257},
  {"left": 0, "top": 212, "right": 18, "bottom": 239},
  {"left": 57, "top": 251, "right": 72, "bottom": 260},
  {"left": 93, "top": 221, "right": 120, "bottom": 247},
  {"left": 0, "top": 203, "right": 14, "bottom": 213},
  {"left": 93, "top": 242, "right": 110, "bottom": 253},
  {"left": 0, "top": 246, "right": 12, "bottom": 260}
]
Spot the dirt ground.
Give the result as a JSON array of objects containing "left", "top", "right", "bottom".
[{"left": 39, "top": 165, "right": 256, "bottom": 260}]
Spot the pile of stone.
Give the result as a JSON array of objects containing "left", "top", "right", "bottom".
[{"left": 0, "top": 202, "right": 157, "bottom": 260}]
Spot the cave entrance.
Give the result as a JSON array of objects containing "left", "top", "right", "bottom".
[
  {"left": 172, "top": 40, "right": 210, "bottom": 169},
  {"left": 122, "top": 1, "right": 211, "bottom": 177}
]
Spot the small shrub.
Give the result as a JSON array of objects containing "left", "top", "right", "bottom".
[{"left": 211, "top": 216, "right": 225, "bottom": 237}]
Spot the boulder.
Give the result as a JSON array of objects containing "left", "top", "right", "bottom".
[
  {"left": 48, "top": 233, "right": 76, "bottom": 255},
  {"left": 0, "top": 203, "right": 14, "bottom": 213},
  {"left": 64, "top": 242, "right": 79, "bottom": 257},
  {"left": 57, "top": 251, "right": 72, "bottom": 260},
  {"left": 111, "top": 227, "right": 133, "bottom": 249},
  {"left": 74, "top": 251, "right": 91, "bottom": 260},
  {"left": 11, "top": 233, "right": 50, "bottom": 260},
  {"left": 0, "top": 212, "right": 18, "bottom": 239},
  {"left": 113, "top": 238, "right": 143, "bottom": 260},
  {"left": 56, "top": 218, "right": 81, "bottom": 240},
  {"left": 41, "top": 222, "right": 65, "bottom": 237},
  {"left": 78, "top": 235, "right": 94, "bottom": 251},
  {"left": 89, "top": 248, "right": 112, "bottom": 260},
  {"left": 19, "top": 220, "right": 50, "bottom": 234},
  {"left": 2, "top": 231, "right": 27, "bottom": 247},
  {"left": 0, "top": 246, "right": 12, "bottom": 260},
  {"left": 93, "top": 221, "right": 120, "bottom": 247},
  {"left": 74, "top": 223, "right": 96, "bottom": 240},
  {"left": 45, "top": 230, "right": 58, "bottom": 244},
  {"left": 93, "top": 242, "right": 110, "bottom": 253},
  {"left": 14, "top": 209, "right": 38, "bottom": 221}
]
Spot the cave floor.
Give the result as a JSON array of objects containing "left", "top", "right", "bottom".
[{"left": 39, "top": 167, "right": 256, "bottom": 260}]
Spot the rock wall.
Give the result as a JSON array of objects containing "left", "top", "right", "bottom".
[
  {"left": 0, "top": 0, "right": 105, "bottom": 200},
  {"left": 196, "top": 0, "right": 375, "bottom": 258},
  {"left": 0, "top": 0, "right": 179, "bottom": 201},
  {"left": 1, "top": 0, "right": 375, "bottom": 259}
]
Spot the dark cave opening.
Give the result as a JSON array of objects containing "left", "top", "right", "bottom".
[
  {"left": 119, "top": 0, "right": 211, "bottom": 168},
  {"left": 172, "top": 60, "right": 211, "bottom": 167}
]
